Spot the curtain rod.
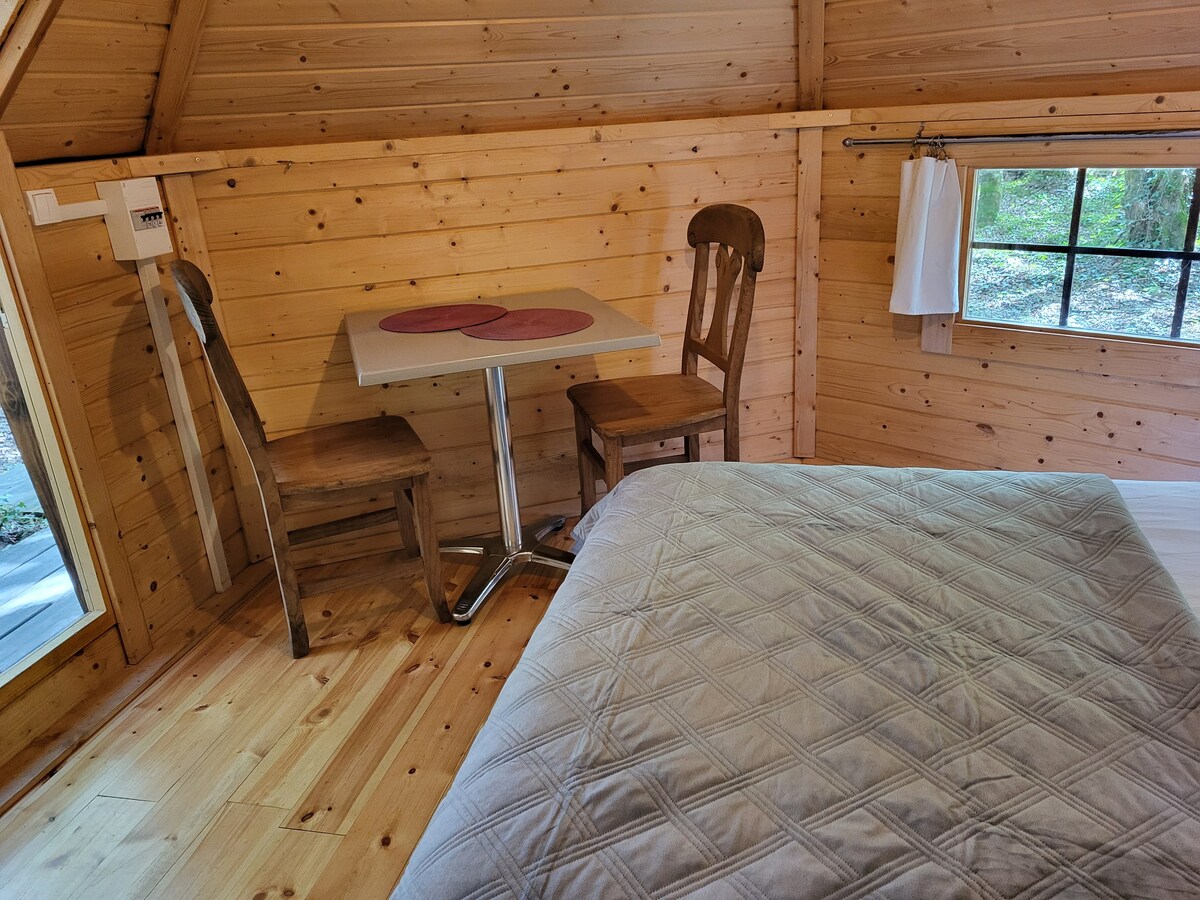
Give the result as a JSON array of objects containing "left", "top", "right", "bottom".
[{"left": 842, "top": 128, "right": 1200, "bottom": 149}]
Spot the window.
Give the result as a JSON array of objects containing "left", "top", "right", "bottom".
[
  {"left": 0, "top": 252, "right": 108, "bottom": 687},
  {"left": 963, "top": 166, "right": 1200, "bottom": 343}
]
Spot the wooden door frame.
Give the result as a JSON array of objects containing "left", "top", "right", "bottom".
[{"left": 0, "top": 134, "right": 151, "bottom": 669}]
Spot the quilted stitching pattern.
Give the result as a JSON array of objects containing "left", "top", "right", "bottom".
[{"left": 396, "top": 464, "right": 1200, "bottom": 899}]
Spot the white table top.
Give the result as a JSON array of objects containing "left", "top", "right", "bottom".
[{"left": 345, "top": 289, "right": 662, "bottom": 385}]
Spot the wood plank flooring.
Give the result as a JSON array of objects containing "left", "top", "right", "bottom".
[{"left": 0, "top": 529, "right": 571, "bottom": 899}]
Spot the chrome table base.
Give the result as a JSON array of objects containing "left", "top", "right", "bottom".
[
  {"left": 442, "top": 516, "right": 575, "bottom": 622},
  {"left": 442, "top": 366, "right": 576, "bottom": 623}
]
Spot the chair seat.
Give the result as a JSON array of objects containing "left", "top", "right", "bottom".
[
  {"left": 266, "top": 415, "right": 433, "bottom": 498},
  {"left": 567, "top": 374, "right": 725, "bottom": 439}
]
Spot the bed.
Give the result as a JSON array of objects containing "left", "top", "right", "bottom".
[{"left": 394, "top": 464, "right": 1200, "bottom": 899}]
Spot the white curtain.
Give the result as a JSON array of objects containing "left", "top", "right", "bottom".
[{"left": 889, "top": 156, "right": 963, "bottom": 315}]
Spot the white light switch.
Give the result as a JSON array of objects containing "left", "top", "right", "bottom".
[{"left": 24, "top": 189, "right": 62, "bottom": 225}]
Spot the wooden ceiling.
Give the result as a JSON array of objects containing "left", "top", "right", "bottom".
[
  {"left": 822, "top": 0, "right": 1200, "bottom": 108},
  {"left": 3, "top": 0, "right": 1200, "bottom": 164},
  {"left": 0, "top": 0, "right": 800, "bottom": 163},
  {"left": 1, "top": 0, "right": 171, "bottom": 162}
]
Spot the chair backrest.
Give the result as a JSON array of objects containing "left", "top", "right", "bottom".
[
  {"left": 168, "top": 259, "right": 271, "bottom": 466},
  {"left": 681, "top": 204, "right": 765, "bottom": 411},
  {"left": 171, "top": 259, "right": 306, "bottom": 629}
]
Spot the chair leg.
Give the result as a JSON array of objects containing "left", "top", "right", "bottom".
[
  {"left": 574, "top": 407, "right": 597, "bottom": 515},
  {"left": 411, "top": 473, "right": 450, "bottom": 623},
  {"left": 602, "top": 436, "right": 625, "bottom": 495},
  {"left": 273, "top": 554, "right": 309, "bottom": 658},
  {"left": 395, "top": 488, "right": 419, "bottom": 556},
  {"left": 724, "top": 416, "right": 740, "bottom": 462},
  {"left": 685, "top": 433, "right": 700, "bottom": 462}
]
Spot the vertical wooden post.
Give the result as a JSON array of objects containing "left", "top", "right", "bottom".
[
  {"left": 161, "top": 174, "right": 272, "bottom": 563},
  {"left": 793, "top": 128, "right": 822, "bottom": 458},
  {"left": 797, "top": 0, "right": 825, "bottom": 111},
  {"left": 135, "top": 258, "right": 230, "bottom": 592},
  {"left": 794, "top": 0, "right": 825, "bottom": 457},
  {"left": 0, "top": 135, "right": 152, "bottom": 662}
]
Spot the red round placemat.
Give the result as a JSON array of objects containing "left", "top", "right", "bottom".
[
  {"left": 460, "top": 307, "right": 594, "bottom": 341},
  {"left": 379, "top": 303, "right": 507, "bottom": 333}
]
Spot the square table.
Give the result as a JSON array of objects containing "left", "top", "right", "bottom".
[{"left": 345, "top": 289, "right": 661, "bottom": 622}]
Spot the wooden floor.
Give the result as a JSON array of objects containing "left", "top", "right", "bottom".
[{"left": 0, "top": 529, "right": 572, "bottom": 899}]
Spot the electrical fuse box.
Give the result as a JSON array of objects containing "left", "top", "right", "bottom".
[{"left": 96, "top": 177, "right": 174, "bottom": 260}]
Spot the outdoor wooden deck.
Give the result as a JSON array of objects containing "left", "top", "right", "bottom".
[{"left": 0, "top": 462, "right": 82, "bottom": 673}]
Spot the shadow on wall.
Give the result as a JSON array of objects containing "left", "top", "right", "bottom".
[{"left": 103, "top": 266, "right": 228, "bottom": 623}]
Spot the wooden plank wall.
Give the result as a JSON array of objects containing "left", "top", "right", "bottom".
[
  {"left": 30, "top": 183, "right": 250, "bottom": 631},
  {"left": 187, "top": 120, "right": 799, "bottom": 539},
  {"left": 171, "top": 0, "right": 799, "bottom": 151},
  {"left": 823, "top": 0, "right": 1200, "bottom": 108},
  {"left": 0, "top": 0, "right": 171, "bottom": 162},
  {"left": 0, "top": 171, "right": 258, "bottom": 810},
  {"left": 817, "top": 112, "right": 1200, "bottom": 478}
]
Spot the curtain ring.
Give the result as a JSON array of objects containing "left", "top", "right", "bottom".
[{"left": 910, "top": 123, "right": 925, "bottom": 160}]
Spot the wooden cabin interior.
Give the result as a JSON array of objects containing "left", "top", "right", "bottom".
[{"left": 0, "top": 1, "right": 1197, "bottom": 897}]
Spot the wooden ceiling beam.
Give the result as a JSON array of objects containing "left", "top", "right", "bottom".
[
  {"left": 0, "top": 0, "right": 66, "bottom": 116},
  {"left": 144, "top": 0, "right": 209, "bottom": 155}
]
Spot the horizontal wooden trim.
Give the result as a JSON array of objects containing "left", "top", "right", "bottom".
[
  {"left": 192, "top": 128, "right": 792, "bottom": 201},
  {"left": 773, "top": 89, "right": 1200, "bottom": 130},
  {"left": 19, "top": 111, "right": 793, "bottom": 186},
  {"left": 18, "top": 86, "right": 1200, "bottom": 187},
  {"left": 0, "top": 609, "right": 112, "bottom": 709},
  {"left": 14, "top": 86, "right": 1200, "bottom": 184}
]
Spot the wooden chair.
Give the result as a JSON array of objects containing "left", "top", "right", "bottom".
[
  {"left": 168, "top": 260, "right": 449, "bottom": 658},
  {"left": 567, "top": 203, "right": 765, "bottom": 513}
]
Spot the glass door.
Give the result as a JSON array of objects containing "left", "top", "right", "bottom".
[{"left": 0, "top": 253, "right": 105, "bottom": 682}]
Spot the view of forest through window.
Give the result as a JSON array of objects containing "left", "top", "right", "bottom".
[{"left": 964, "top": 166, "right": 1200, "bottom": 342}]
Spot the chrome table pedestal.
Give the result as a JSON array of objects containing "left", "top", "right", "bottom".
[
  {"left": 442, "top": 366, "right": 575, "bottom": 623},
  {"left": 344, "top": 289, "right": 660, "bottom": 622}
]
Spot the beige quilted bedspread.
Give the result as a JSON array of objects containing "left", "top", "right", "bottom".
[{"left": 395, "top": 464, "right": 1200, "bottom": 899}]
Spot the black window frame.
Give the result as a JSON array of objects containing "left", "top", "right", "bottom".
[{"left": 963, "top": 165, "right": 1200, "bottom": 342}]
